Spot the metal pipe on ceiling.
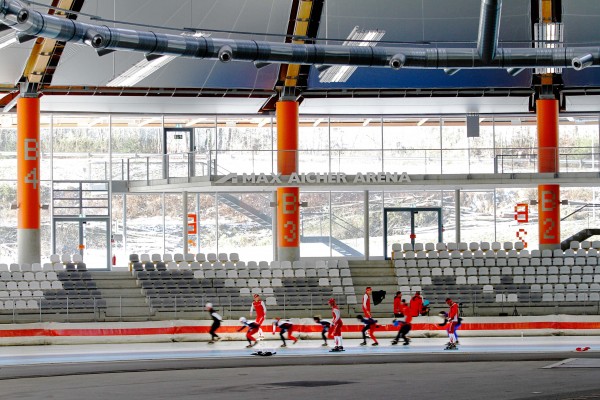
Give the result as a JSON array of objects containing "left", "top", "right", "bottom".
[
  {"left": 0, "top": 0, "right": 598, "bottom": 72},
  {"left": 477, "top": 0, "right": 502, "bottom": 65}
]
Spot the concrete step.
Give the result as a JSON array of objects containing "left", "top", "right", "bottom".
[
  {"left": 104, "top": 297, "right": 149, "bottom": 307},
  {"left": 104, "top": 307, "right": 153, "bottom": 318},
  {"left": 99, "top": 288, "right": 145, "bottom": 298},
  {"left": 88, "top": 271, "right": 154, "bottom": 319},
  {"left": 352, "top": 277, "right": 396, "bottom": 286}
]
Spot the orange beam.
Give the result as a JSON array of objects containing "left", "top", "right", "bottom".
[{"left": 284, "top": 0, "right": 314, "bottom": 87}]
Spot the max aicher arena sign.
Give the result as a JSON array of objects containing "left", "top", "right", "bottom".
[{"left": 215, "top": 172, "right": 411, "bottom": 185}]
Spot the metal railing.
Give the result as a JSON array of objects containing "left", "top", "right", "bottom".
[
  {"left": 0, "top": 296, "right": 104, "bottom": 323},
  {"left": 2, "top": 289, "right": 598, "bottom": 323},
  {"left": 109, "top": 147, "right": 600, "bottom": 183}
]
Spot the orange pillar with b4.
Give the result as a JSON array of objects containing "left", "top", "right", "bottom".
[{"left": 17, "top": 95, "right": 42, "bottom": 264}]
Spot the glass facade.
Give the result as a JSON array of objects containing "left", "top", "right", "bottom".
[{"left": 0, "top": 113, "right": 598, "bottom": 265}]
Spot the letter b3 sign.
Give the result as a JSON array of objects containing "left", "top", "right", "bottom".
[{"left": 277, "top": 188, "right": 299, "bottom": 247}]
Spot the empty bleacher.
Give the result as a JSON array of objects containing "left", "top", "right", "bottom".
[
  {"left": 391, "top": 240, "right": 600, "bottom": 315},
  {"left": 0, "top": 255, "right": 107, "bottom": 322},
  {"left": 2, "top": 240, "right": 599, "bottom": 323},
  {"left": 129, "top": 253, "right": 357, "bottom": 318}
]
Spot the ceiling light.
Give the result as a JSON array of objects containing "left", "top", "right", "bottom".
[
  {"left": 417, "top": 118, "right": 428, "bottom": 126},
  {"left": 107, "top": 55, "right": 176, "bottom": 87},
  {"left": 318, "top": 26, "right": 385, "bottom": 83},
  {"left": 257, "top": 118, "right": 271, "bottom": 128},
  {"left": 107, "top": 31, "right": 208, "bottom": 87},
  {"left": 139, "top": 117, "right": 162, "bottom": 127},
  {"left": 362, "top": 118, "right": 372, "bottom": 126},
  {"left": 313, "top": 118, "right": 324, "bottom": 127},
  {"left": 185, "top": 117, "right": 208, "bottom": 127},
  {"left": 0, "top": 32, "right": 17, "bottom": 50}
]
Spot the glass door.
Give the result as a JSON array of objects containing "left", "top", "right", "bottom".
[
  {"left": 383, "top": 207, "right": 443, "bottom": 259},
  {"left": 164, "top": 128, "right": 194, "bottom": 178},
  {"left": 53, "top": 218, "right": 110, "bottom": 269}
]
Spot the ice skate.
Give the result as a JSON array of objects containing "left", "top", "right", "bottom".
[
  {"left": 444, "top": 342, "right": 458, "bottom": 350},
  {"left": 207, "top": 340, "right": 214, "bottom": 344},
  {"left": 329, "top": 346, "right": 341, "bottom": 352},
  {"left": 321, "top": 343, "right": 328, "bottom": 346},
  {"left": 360, "top": 341, "right": 367, "bottom": 346},
  {"left": 372, "top": 342, "right": 379, "bottom": 346},
  {"left": 280, "top": 343, "right": 287, "bottom": 348},
  {"left": 391, "top": 340, "right": 398, "bottom": 345}
]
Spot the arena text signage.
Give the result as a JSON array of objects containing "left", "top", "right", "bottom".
[{"left": 215, "top": 172, "right": 411, "bottom": 185}]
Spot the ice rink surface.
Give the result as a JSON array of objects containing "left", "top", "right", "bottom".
[{"left": 0, "top": 336, "right": 599, "bottom": 400}]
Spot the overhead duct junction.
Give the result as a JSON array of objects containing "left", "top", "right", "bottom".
[{"left": 0, "top": 0, "right": 598, "bottom": 73}]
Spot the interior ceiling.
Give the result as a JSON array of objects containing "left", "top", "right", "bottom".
[{"left": 1, "top": 0, "right": 600, "bottom": 115}]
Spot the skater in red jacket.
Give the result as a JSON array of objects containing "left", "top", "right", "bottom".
[{"left": 328, "top": 298, "right": 344, "bottom": 352}]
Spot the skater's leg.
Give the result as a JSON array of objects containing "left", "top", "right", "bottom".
[
  {"left": 369, "top": 325, "right": 378, "bottom": 344},
  {"left": 247, "top": 327, "right": 258, "bottom": 345},
  {"left": 288, "top": 329, "right": 298, "bottom": 343},
  {"left": 279, "top": 329, "right": 287, "bottom": 346}
]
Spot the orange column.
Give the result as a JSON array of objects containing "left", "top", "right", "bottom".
[
  {"left": 276, "top": 101, "right": 299, "bottom": 261},
  {"left": 17, "top": 96, "right": 41, "bottom": 264},
  {"left": 537, "top": 99, "right": 560, "bottom": 250}
]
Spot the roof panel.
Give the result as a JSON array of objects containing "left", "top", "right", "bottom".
[
  {"left": 48, "top": 0, "right": 289, "bottom": 88},
  {"left": 562, "top": 0, "right": 600, "bottom": 87},
  {"left": 311, "top": 0, "right": 531, "bottom": 90}
]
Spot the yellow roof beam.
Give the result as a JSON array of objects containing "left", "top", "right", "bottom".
[
  {"left": 23, "top": 0, "right": 75, "bottom": 84},
  {"left": 284, "top": 0, "right": 314, "bottom": 87}
]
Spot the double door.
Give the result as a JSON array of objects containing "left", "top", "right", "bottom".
[
  {"left": 384, "top": 207, "right": 443, "bottom": 259},
  {"left": 53, "top": 218, "right": 110, "bottom": 269}
]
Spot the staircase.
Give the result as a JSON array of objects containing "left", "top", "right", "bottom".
[
  {"left": 219, "top": 193, "right": 271, "bottom": 227},
  {"left": 90, "top": 271, "right": 155, "bottom": 321},
  {"left": 561, "top": 228, "right": 600, "bottom": 250},
  {"left": 300, "top": 236, "right": 363, "bottom": 257},
  {"left": 347, "top": 260, "right": 398, "bottom": 317}
]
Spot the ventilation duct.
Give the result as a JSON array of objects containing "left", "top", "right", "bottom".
[
  {"left": 0, "top": 0, "right": 598, "bottom": 72},
  {"left": 477, "top": 0, "right": 502, "bottom": 65},
  {"left": 572, "top": 54, "right": 594, "bottom": 71}
]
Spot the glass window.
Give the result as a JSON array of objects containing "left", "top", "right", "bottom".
[
  {"left": 298, "top": 117, "right": 329, "bottom": 174},
  {"left": 300, "top": 191, "right": 331, "bottom": 257},
  {"left": 330, "top": 117, "right": 382, "bottom": 174},
  {"left": 215, "top": 116, "right": 274, "bottom": 175},
  {"left": 125, "top": 194, "right": 164, "bottom": 255},
  {"left": 383, "top": 117, "right": 442, "bottom": 174},
  {"left": 0, "top": 181, "right": 17, "bottom": 260},
  {"left": 216, "top": 192, "right": 273, "bottom": 261},
  {"left": 331, "top": 191, "right": 365, "bottom": 258},
  {"left": 110, "top": 115, "right": 162, "bottom": 181},
  {"left": 198, "top": 193, "right": 217, "bottom": 254},
  {"left": 368, "top": 191, "right": 384, "bottom": 258},
  {"left": 0, "top": 125, "right": 16, "bottom": 180},
  {"left": 52, "top": 115, "right": 109, "bottom": 180}
]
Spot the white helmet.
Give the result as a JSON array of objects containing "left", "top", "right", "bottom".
[
  {"left": 205, "top": 302, "right": 213, "bottom": 309},
  {"left": 239, "top": 317, "right": 247, "bottom": 323}
]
